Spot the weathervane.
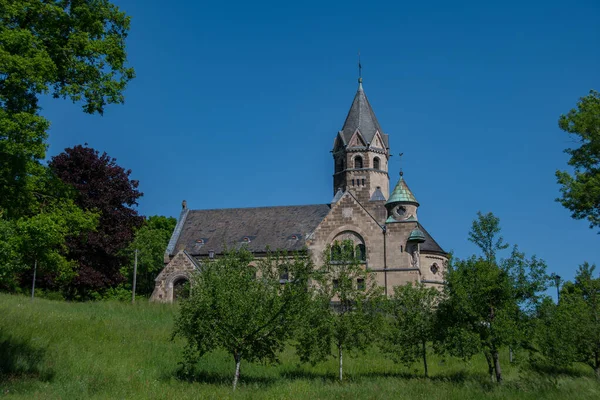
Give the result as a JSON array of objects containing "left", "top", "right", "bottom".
[
  {"left": 358, "top": 51, "right": 362, "bottom": 83},
  {"left": 399, "top": 153, "right": 404, "bottom": 176}
]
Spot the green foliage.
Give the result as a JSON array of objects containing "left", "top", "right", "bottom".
[
  {"left": 122, "top": 215, "right": 176, "bottom": 297},
  {"left": 555, "top": 90, "right": 600, "bottom": 231},
  {"left": 173, "top": 249, "right": 314, "bottom": 390},
  {"left": 0, "top": 198, "right": 97, "bottom": 291},
  {"left": 439, "top": 212, "right": 547, "bottom": 383},
  {"left": 295, "top": 240, "right": 384, "bottom": 381},
  {"left": 2, "top": 293, "right": 600, "bottom": 399},
  {"left": 380, "top": 282, "right": 439, "bottom": 377},
  {"left": 0, "top": 0, "right": 134, "bottom": 218},
  {"left": 538, "top": 263, "right": 600, "bottom": 377},
  {"left": 468, "top": 211, "right": 509, "bottom": 263}
]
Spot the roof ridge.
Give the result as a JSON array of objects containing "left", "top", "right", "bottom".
[{"left": 187, "top": 203, "right": 331, "bottom": 212}]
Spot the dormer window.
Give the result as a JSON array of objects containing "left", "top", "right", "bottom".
[
  {"left": 242, "top": 237, "right": 251, "bottom": 243},
  {"left": 354, "top": 156, "right": 363, "bottom": 169},
  {"left": 196, "top": 239, "right": 204, "bottom": 245},
  {"left": 208, "top": 250, "right": 215, "bottom": 259}
]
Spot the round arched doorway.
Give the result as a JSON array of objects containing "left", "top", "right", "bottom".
[{"left": 172, "top": 277, "right": 190, "bottom": 301}]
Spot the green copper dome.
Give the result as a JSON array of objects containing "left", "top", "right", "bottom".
[
  {"left": 386, "top": 176, "right": 419, "bottom": 206},
  {"left": 408, "top": 228, "right": 426, "bottom": 243}
]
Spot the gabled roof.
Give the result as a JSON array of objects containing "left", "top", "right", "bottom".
[
  {"left": 171, "top": 204, "right": 332, "bottom": 256},
  {"left": 369, "top": 187, "right": 386, "bottom": 201},
  {"left": 340, "top": 83, "right": 389, "bottom": 149},
  {"left": 386, "top": 176, "right": 419, "bottom": 206}
]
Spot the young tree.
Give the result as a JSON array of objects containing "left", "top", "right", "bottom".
[
  {"left": 295, "top": 240, "right": 383, "bottom": 382},
  {"left": 380, "top": 282, "right": 439, "bottom": 377},
  {"left": 438, "top": 212, "right": 547, "bottom": 383},
  {"left": 122, "top": 215, "right": 177, "bottom": 296},
  {"left": 49, "top": 145, "right": 144, "bottom": 298},
  {"left": 0, "top": 0, "right": 135, "bottom": 219},
  {"left": 437, "top": 256, "right": 515, "bottom": 383},
  {"left": 173, "top": 249, "right": 313, "bottom": 390},
  {"left": 555, "top": 90, "right": 600, "bottom": 231},
  {"left": 538, "top": 263, "right": 600, "bottom": 378}
]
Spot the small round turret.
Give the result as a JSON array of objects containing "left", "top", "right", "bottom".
[{"left": 408, "top": 228, "right": 426, "bottom": 243}]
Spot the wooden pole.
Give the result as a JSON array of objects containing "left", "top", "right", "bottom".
[
  {"left": 31, "top": 260, "right": 37, "bottom": 300},
  {"left": 132, "top": 249, "right": 138, "bottom": 303}
]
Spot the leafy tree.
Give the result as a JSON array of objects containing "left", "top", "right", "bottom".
[
  {"left": 173, "top": 249, "right": 313, "bottom": 390},
  {"left": 468, "top": 211, "right": 509, "bottom": 263},
  {"left": 380, "top": 282, "right": 439, "bottom": 377},
  {"left": 438, "top": 212, "right": 547, "bottom": 383},
  {"left": 535, "top": 297, "right": 580, "bottom": 369},
  {"left": 555, "top": 90, "right": 600, "bottom": 231},
  {"left": 295, "top": 240, "right": 383, "bottom": 382},
  {"left": 122, "top": 215, "right": 176, "bottom": 296},
  {"left": 49, "top": 145, "right": 143, "bottom": 298},
  {"left": 0, "top": 0, "right": 135, "bottom": 219},
  {"left": 437, "top": 256, "right": 515, "bottom": 383},
  {"left": 0, "top": 170, "right": 98, "bottom": 292},
  {"left": 538, "top": 263, "right": 600, "bottom": 378}
]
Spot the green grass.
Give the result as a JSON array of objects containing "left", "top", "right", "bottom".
[{"left": 1, "top": 293, "right": 599, "bottom": 399}]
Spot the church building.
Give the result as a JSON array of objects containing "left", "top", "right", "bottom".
[{"left": 151, "top": 78, "right": 447, "bottom": 302}]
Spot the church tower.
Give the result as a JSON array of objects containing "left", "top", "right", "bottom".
[{"left": 332, "top": 78, "right": 390, "bottom": 204}]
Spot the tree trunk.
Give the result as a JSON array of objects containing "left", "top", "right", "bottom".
[
  {"left": 509, "top": 346, "right": 513, "bottom": 363},
  {"left": 338, "top": 344, "right": 343, "bottom": 382},
  {"left": 232, "top": 353, "right": 241, "bottom": 391},
  {"left": 422, "top": 340, "right": 428, "bottom": 378},
  {"left": 492, "top": 350, "right": 502, "bottom": 383},
  {"left": 484, "top": 351, "right": 494, "bottom": 382}
]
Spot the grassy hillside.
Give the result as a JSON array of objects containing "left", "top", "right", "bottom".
[{"left": 1, "top": 293, "right": 599, "bottom": 399}]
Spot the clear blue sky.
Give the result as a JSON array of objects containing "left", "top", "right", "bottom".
[{"left": 40, "top": 0, "right": 599, "bottom": 284}]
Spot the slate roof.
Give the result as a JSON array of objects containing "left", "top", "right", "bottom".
[
  {"left": 369, "top": 187, "right": 387, "bottom": 201},
  {"left": 417, "top": 223, "right": 446, "bottom": 254},
  {"left": 171, "top": 204, "right": 332, "bottom": 256},
  {"left": 340, "top": 83, "right": 389, "bottom": 148}
]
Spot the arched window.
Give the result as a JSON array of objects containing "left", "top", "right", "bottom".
[
  {"left": 331, "top": 243, "right": 342, "bottom": 261},
  {"left": 354, "top": 156, "right": 363, "bottom": 169},
  {"left": 373, "top": 157, "right": 380, "bottom": 170},
  {"left": 356, "top": 244, "right": 366, "bottom": 261}
]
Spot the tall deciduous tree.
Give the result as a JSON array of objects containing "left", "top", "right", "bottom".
[
  {"left": 123, "top": 215, "right": 176, "bottom": 296},
  {"left": 556, "top": 90, "right": 600, "bottom": 231},
  {"left": 380, "top": 282, "right": 439, "bottom": 377},
  {"left": 0, "top": 0, "right": 135, "bottom": 218},
  {"left": 49, "top": 145, "right": 143, "bottom": 298},
  {"left": 173, "top": 249, "right": 313, "bottom": 391},
  {"left": 295, "top": 240, "right": 383, "bottom": 382}
]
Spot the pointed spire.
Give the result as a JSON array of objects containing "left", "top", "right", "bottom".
[{"left": 340, "top": 81, "right": 384, "bottom": 147}]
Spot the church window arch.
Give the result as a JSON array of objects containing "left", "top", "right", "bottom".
[
  {"left": 356, "top": 243, "right": 366, "bottom": 261},
  {"left": 330, "top": 231, "right": 367, "bottom": 264},
  {"left": 373, "top": 157, "right": 380, "bottom": 170},
  {"left": 354, "top": 155, "right": 363, "bottom": 169}
]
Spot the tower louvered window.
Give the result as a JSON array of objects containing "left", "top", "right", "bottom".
[{"left": 355, "top": 156, "right": 363, "bottom": 169}]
